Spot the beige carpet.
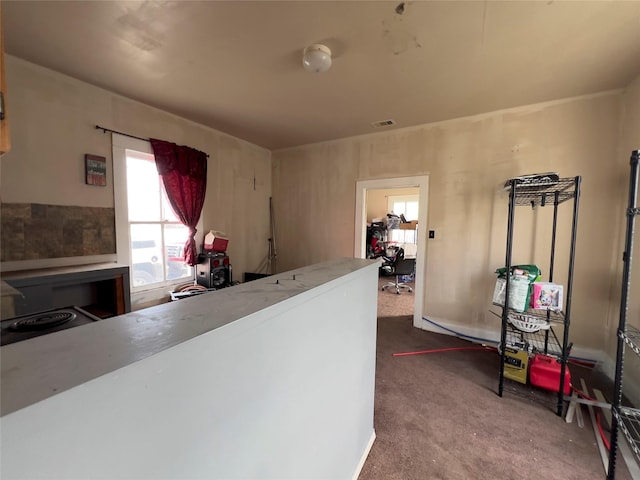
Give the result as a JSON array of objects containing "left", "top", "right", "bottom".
[
  {"left": 359, "top": 316, "right": 632, "bottom": 480},
  {"left": 377, "top": 275, "right": 415, "bottom": 318}
]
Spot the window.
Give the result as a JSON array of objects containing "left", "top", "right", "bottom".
[
  {"left": 112, "top": 134, "right": 198, "bottom": 294},
  {"left": 387, "top": 194, "right": 419, "bottom": 256},
  {"left": 125, "top": 150, "right": 193, "bottom": 288},
  {"left": 389, "top": 196, "right": 419, "bottom": 222}
]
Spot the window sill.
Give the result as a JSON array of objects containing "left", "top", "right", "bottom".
[{"left": 131, "top": 279, "right": 193, "bottom": 311}]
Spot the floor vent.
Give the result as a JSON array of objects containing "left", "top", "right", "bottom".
[{"left": 371, "top": 119, "right": 396, "bottom": 128}]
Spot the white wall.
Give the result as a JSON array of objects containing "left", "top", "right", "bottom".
[
  {"left": 1, "top": 259, "right": 378, "bottom": 479},
  {"left": 1, "top": 55, "right": 271, "bottom": 282}
]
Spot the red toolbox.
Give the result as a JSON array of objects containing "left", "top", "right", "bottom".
[{"left": 529, "top": 354, "right": 571, "bottom": 395}]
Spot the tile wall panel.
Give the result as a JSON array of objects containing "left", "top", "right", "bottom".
[{"left": 1, "top": 203, "right": 116, "bottom": 261}]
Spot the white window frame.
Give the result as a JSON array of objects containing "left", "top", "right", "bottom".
[
  {"left": 112, "top": 134, "right": 203, "bottom": 305},
  {"left": 387, "top": 194, "right": 419, "bottom": 252},
  {"left": 387, "top": 194, "right": 419, "bottom": 220}
]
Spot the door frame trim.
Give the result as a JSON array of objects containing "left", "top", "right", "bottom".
[{"left": 354, "top": 175, "right": 429, "bottom": 327}]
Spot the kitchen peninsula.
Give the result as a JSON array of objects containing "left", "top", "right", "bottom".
[{"left": 1, "top": 258, "right": 379, "bottom": 480}]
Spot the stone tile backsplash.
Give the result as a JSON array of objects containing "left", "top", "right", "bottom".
[{"left": 1, "top": 203, "right": 116, "bottom": 262}]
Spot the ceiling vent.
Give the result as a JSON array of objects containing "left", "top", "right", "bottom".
[{"left": 371, "top": 119, "right": 396, "bottom": 128}]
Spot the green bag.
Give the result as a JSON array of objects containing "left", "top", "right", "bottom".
[
  {"left": 495, "top": 264, "right": 541, "bottom": 282},
  {"left": 494, "top": 265, "right": 542, "bottom": 312}
]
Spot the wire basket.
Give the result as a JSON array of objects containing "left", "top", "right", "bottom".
[{"left": 508, "top": 313, "right": 550, "bottom": 333}]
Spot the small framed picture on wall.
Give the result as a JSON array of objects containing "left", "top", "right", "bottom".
[{"left": 85, "top": 154, "right": 107, "bottom": 186}]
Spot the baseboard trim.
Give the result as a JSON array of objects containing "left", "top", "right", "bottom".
[
  {"left": 569, "top": 345, "right": 606, "bottom": 364},
  {"left": 352, "top": 430, "right": 376, "bottom": 480},
  {"left": 416, "top": 316, "right": 500, "bottom": 345},
  {"left": 598, "top": 353, "right": 640, "bottom": 407},
  {"left": 416, "top": 316, "right": 640, "bottom": 406},
  {"left": 416, "top": 316, "right": 605, "bottom": 362}
]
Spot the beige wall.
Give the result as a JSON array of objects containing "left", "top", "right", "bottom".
[
  {"left": 1, "top": 56, "right": 271, "bottom": 280},
  {"left": 606, "top": 73, "right": 640, "bottom": 401},
  {"left": 611, "top": 72, "right": 640, "bottom": 338},
  {"left": 273, "top": 92, "right": 625, "bottom": 352},
  {"left": 366, "top": 187, "right": 419, "bottom": 223}
]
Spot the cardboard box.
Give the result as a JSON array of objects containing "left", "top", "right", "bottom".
[
  {"left": 204, "top": 230, "right": 228, "bottom": 252},
  {"left": 504, "top": 347, "right": 529, "bottom": 384},
  {"left": 399, "top": 221, "right": 418, "bottom": 230}
]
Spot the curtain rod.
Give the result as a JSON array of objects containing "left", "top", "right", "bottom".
[{"left": 95, "top": 125, "right": 210, "bottom": 158}]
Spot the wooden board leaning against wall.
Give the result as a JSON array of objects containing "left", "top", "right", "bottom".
[{"left": 0, "top": 3, "right": 11, "bottom": 155}]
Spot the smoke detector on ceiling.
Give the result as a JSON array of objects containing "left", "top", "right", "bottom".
[{"left": 371, "top": 119, "right": 396, "bottom": 128}]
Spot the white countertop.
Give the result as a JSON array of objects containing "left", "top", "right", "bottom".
[{"left": 0, "top": 258, "right": 376, "bottom": 416}]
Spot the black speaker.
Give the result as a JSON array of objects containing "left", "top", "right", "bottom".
[{"left": 196, "top": 253, "right": 232, "bottom": 289}]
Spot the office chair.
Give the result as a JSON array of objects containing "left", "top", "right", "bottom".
[{"left": 382, "top": 257, "right": 416, "bottom": 294}]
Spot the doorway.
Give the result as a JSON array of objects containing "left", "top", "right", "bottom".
[{"left": 354, "top": 176, "right": 429, "bottom": 328}]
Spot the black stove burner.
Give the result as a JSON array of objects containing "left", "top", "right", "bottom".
[
  {"left": 9, "top": 311, "right": 77, "bottom": 332},
  {"left": 1, "top": 306, "right": 102, "bottom": 346}
]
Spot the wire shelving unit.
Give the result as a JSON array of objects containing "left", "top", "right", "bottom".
[
  {"left": 608, "top": 150, "right": 640, "bottom": 479},
  {"left": 497, "top": 175, "right": 581, "bottom": 416}
]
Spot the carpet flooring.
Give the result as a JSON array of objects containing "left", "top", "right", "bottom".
[
  {"left": 377, "top": 275, "right": 415, "bottom": 318},
  {"left": 358, "top": 316, "right": 632, "bottom": 480}
]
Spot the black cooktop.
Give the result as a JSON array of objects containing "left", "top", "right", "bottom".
[{"left": 0, "top": 306, "right": 102, "bottom": 346}]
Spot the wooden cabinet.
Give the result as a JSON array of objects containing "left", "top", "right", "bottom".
[{"left": 0, "top": 3, "right": 11, "bottom": 155}]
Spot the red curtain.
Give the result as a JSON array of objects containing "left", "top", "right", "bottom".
[{"left": 150, "top": 139, "right": 207, "bottom": 266}]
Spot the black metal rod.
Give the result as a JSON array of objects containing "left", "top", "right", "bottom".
[
  {"left": 499, "top": 182, "right": 516, "bottom": 397},
  {"left": 543, "top": 328, "right": 549, "bottom": 354},
  {"left": 96, "top": 124, "right": 149, "bottom": 142},
  {"left": 549, "top": 191, "right": 560, "bottom": 282},
  {"left": 607, "top": 151, "right": 640, "bottom": 479},
  {"left": 544, "top": 191, "right": 560, "bottom": 365},
  {"left": 557, "top": 176, "right": 581, "bottom": 416},
  {"left": 95, "top": 125, "right": 210, "bottom": 157}
]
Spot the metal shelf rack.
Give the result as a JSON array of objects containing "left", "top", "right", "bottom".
[
  {"left": 622, "top": 324, "right": 640, "bottom": 357},
  {"left": 498, "top": 175, "right": 581, "bottom": 416},
  {"left": 613, "top": 407, "right": 640, "bottom": 459},
  {"left": 490, "top": 308, "right": 564, "bottom": 356},
  {"left": 608, "top": 150, "right": 640, "bottom": 479},
  {"left": 507, "top": 177, "right": 578, "bottom": 208},
  {"left": 505, "top": 322, "right": 564, "bottom": 358},
  {"left": 493, "top": 304, "right": 566, "bottom": 325}
]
